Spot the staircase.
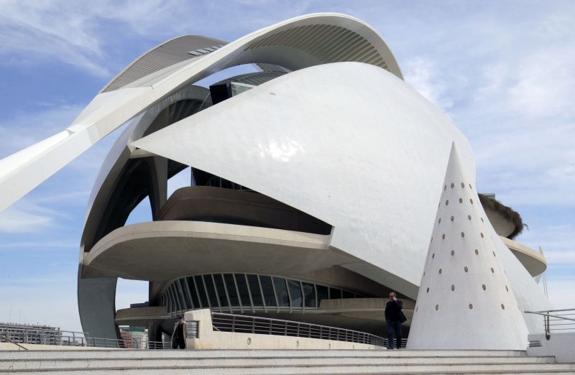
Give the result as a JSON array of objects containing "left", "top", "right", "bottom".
[{"left": 1, "top": 349, "right": 574, "bottom": 374}]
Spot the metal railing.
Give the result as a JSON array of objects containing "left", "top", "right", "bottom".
[
  {"left": 211, "top": 312, "right": 386, "bottom": 347},
  {"left": 0, "top": 326, "right": 167, "bottom": 350},
  {"left": 525, "top": 308, "right": 575, "bottom": 340}
]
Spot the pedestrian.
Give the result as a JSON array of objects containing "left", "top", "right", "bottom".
[
  {"left": 385, "top": 291, "right": 406, "bottom": 349},
  {"left": 171, "top": 317, "right": 186, "bottom": 349}
]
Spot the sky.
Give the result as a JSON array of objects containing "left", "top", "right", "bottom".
[{"left": 0, "top": 0, "right": 573, "bottom": 332}]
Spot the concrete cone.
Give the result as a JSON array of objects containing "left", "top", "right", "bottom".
[{"left": 407, "top": 144, "right": 528, "bottom": 349}]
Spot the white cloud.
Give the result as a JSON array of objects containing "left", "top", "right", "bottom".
[
  {"left": 403, "top": 57, "right": 453, "bottom": 111},
  {"left": 0, "top": 0, "right": 315, "bottom": 76},
  {"left": 547, "top": 278, "right": 575, "bottom": 309},
  {"left": 0, "top": 201, "right": 57, "bottom": 234},
  {"left": 507, "top": 47, "right": 575, "bottom": 119}
]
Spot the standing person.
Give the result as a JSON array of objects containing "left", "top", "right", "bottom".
[
  {"left": 385, "top": 291, "right": 406, "bottom": 349},
  {"left": 171, "top": 317, "right": 186, "bottom": 349}
]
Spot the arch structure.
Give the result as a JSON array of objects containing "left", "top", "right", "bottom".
[{"left": 0, "top": 13, "right": 551, "bottom": 347}]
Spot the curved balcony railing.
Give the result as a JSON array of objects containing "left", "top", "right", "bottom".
[{"left": 209, "top": 312, "right": 386, "bottom": 347}]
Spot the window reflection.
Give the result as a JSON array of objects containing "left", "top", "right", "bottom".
[
  {"left": 273, "top": 277, "right": 290, "bottom": 307},
  {"left": 260, "top": 276, "right": 277, "bottom": 307},
  {"left": 223, "top": 274, "right": 240, "bottom": 306},
  {"left": 234, "top": 274, "right": 251, "bottom": 306},
  {"left": 247, "top": 274, "right": 263, "bottom": 306},
  {"left": 288, "top": 280, "right": 303, "bottom": 308},
  {"left": 302, "top": 282, "right": 316, "bottom": 308}
]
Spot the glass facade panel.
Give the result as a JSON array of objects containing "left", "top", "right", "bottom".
[
  {"left": 224, "top": 274, "right": 240, "bottom": 306},
  {"left": 234, "top": 274, "right": 252, "bottom": 306},
  {"left": 169, "top": 286, "right": 181, "bottom": 311},
  {"left": 176, "top": 279, "right": 191, "bottom": 309},
  {"left": 302, "top": 282, "right": 316, "bottom": 308},
  {"left": 316, "top": 285, "right": 329, "bottom": 304},
  {"left": 213, "top": 274, "right": 229, "bottom": 307},
  {"left": 247, "top": 274, "right": 263, "bottom": 306},
  {"left": 288, "top": 280, "right": 303, "bottom": 308},
  {"left": 163, "top": 273, "right": 367, "bottom": 313},
  {"left": 194, "top": 275, "right": 209, "bottom": 307},
  {"left": 260, "top": 276, "right": 277, "bottom": 307},
  {"left": 203, "top": 275, "right": 219, "bottom": 308},
  {"left": 186, "top": 277, "right": 201, "bottom": 308},
  {"left": 273, "top": 277, "right": 290, "bottom": 307},
  {"left": 330, "top": 288, "right": 342, "bottom": 299}
]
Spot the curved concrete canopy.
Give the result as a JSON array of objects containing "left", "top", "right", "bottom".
[
  {"left": 501, "top": 237, "right": 547, "bottom": 277},
  {"left": 0, "top": 13, "right": 401, "bottom": 212},
  {"left": 84, "top": 221, "right": 342, "bottom": 281}
]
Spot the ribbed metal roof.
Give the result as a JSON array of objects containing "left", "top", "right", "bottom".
[{"left": 102, "top": 35, "right": 226, "bottom": 92}]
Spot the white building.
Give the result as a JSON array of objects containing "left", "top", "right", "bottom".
[{"left": 0, "top": 13, "right": 551, "bottom": 349}]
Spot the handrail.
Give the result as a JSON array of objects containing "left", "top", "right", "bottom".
[
  {"left": 211, "top": 312, "right": 386, "bottom": 347},
  {"left": 0, "top": 327, "right": 166, "bottom": 350},
  {"left": 1, "top": 332, "right": 29, "bottom": 351},
  {"left": 525, "top": 308, "right": 575, "bottom": 340}
]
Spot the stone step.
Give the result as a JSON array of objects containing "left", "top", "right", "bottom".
[
  {"left": 0, "top": 355, "right": 556, "bottom": 371},
  {"left": 3, "top": 363, "right": 575, "bottom": 375},
  {"left": 0, "top": 349, "right": 528, "bottom": 361}
]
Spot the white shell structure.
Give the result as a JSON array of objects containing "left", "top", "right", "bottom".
[
  {"left": 0, "top": 13, "right": 552, "bottom": 345},
  {"left": 407, "top": 145, "right": 529, "bottom": 350}
]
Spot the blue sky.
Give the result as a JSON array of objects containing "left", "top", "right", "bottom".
[{"left": 0, "top": 0, "right": 573, "bottom": 331}]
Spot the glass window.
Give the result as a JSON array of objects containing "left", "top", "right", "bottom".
[
  {"left": 342, "top": 290, "right": 353, "bottom": 299},
  {"left": 176, "top": 279, "right": 191, "bottom": 309},
  {"left": 316, "top": 285, "right": 328, "bottom": 304},
  {"left": 186, "top": 277, "right": 200, "bottom": 308},
  {"left": 247, "top": 274, "right": 263, "bottom": 306},
  {"left": 288, "top": 280, "right": 303, "bottom": 308},
  {"left": 213, "top": 274, "right": 229, "bottom": 307},
  {"left": 260, "top": 276, "right": 277, "bottom": 307},
  {"left": 203, "top": 275, "right": 219, "bottom": 308},
  {"left": 302, "top": 282, "right": 316, "bottom": 308},
  {"left": 194, "top": 275, "right": 209, "bottom": 307},
  {"left": 223, "top": 274, "right": 240, "bottom": 306},
  {"left": 169, "top": 286, "right": 180, "bottom": 311},
  {"left": 330, "top": 288, "right": 342, "bottom": 299},
  {"left": 273, "top": 277, "right": 290, "bottom": 307},
  {"left": 234, "top": 274, "right": 252, "bottom": 306}
]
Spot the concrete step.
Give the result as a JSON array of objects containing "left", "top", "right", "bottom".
[
  {"left": 0, "top": 349, "right": 528, "bottom": 360},
  {"left": 0, "top": 355, "right": 557, "bottom": 371},
  {"left": 3, "top": 363, "right": 575, "bottom": 374}
]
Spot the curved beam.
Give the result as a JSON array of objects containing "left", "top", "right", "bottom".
[{"left": 0, "top": 13, "right": 402, "bottom": 212}]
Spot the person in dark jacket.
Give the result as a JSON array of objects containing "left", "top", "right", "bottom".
[
  {"left": 385, "top": 292, "right": 405, "bottom": 349},
  {"left": 171, "top": 317, "right": 186, "bottom": 349}
]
